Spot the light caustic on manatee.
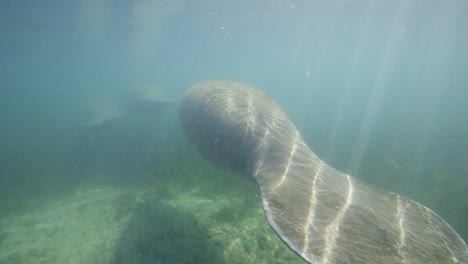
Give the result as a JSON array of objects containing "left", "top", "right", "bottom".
[{"left": 179, "top": 80, "right": 468, "bottom": 264}]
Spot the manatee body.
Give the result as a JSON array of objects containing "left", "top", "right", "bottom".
[{"left": 180, "top": 80, "right": 468, "bottom": 264}]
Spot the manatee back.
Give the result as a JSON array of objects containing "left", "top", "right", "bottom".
[{"left": 180, "top": 80, "right": 297, "bottom": 175}]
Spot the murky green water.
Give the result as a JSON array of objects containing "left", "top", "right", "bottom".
[{"left": 0, "top": 1, "right": 467, "bottom": 263}]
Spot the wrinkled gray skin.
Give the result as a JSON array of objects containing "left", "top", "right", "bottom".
[{"left": 180, "top": 80, "right": 468, "bottom": 264}]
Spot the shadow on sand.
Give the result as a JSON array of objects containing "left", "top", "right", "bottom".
[{"left": 110, "top": 200, "right": 225, "bottom": 264}]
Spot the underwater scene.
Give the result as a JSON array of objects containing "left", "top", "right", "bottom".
[{"left": 0, "top": 1, "right": 467, "bottom": 263}]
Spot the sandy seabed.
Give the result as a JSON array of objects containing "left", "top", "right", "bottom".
[{"left": 0, "top": 182, "right": 304, "bottom": 264}]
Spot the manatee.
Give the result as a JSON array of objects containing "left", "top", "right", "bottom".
[
  {"left": 179, "top": 80, "right": 468, "bottom": 264},
  {"left": 84, "top": 99, "right": 124, "bottom": 127},
  {"left": 84, "top": 85, "right": 177, "bottom": 127}
]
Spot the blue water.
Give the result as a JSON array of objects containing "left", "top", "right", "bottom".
[{"left": 0, "top": 1, "right": 467, "bottom": 263}]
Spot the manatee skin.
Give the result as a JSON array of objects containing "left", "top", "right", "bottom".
[{"left": 180, "top": 80, "right": 468, "bottom": 264}]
